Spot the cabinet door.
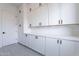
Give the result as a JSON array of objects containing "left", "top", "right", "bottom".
[
  {"left": 27, "top": 3, "right": 39, "bottom": 14},
  {"left": 2, "top": 6, "right": 18, "bottom": 46},
  {"left": 19, "top": 34, "right": 26, "bottom": 45},
  {"left": 60, "top": 40, "right": 79, "bottom": 56},
  {"left": 46, "top": 38, "right": 59, "bottom": 56},
  {"left": 18, "top": 7, "right": 24, "bottom": 44},
  {"left": 61, "top": 3, "right": 79, "bottom": 24},
  {"left": 60, "top": 40, "right": 74, "bottom": 56},
  {"left": 28, "top": 11, "right": 38, "bottom": 26},
  {"left": 28, "top": 4, "right": 48, "bottom": 27},
  {"left": 36, "top": 4, "right": 48, "bottom": 26},
  {"left": 48, "top": 3, "right": 60, "bottom": 25},
  {"left": 30, "top": 35, "right": 45, "bottom": 55},
  {"left": 0, "top": 8, "right": 2, "bottom": 48},
  {"left": 24, "top": 34, "right": 30, "bottom": 47},
  {"left": 73, "top": 41, "right": 79, "bottom": 56}
]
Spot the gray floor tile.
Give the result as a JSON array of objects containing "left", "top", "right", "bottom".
[{"left": 0, "top": 43, "right": 42, "bottom": 56}]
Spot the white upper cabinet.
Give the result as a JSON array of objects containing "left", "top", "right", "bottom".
[
  {"left": 48, "top": 3, "right": 79, "bottom": 25},
  {"left": 48, "top": 3, "right": 60, "bottom": 25},
  {"left": 27, "top": 3, "right": 79, "bottom": 27},
  {"left": 27, "top": 3, "right": 48, "bottom": 27},
  {"left": 61, "top": 3, "right": 79, "bottom": 24},
  {"left": 27, "top": 4, "right": 39, "bottom": 27},
  {"left": 27, "top": 3, "right": 39, "bottom": 14}
]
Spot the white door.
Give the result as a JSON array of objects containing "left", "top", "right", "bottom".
[
  {"left": 48, "top": 3, "right": 60, "bottom": 25},
  {"left": 60, "top": 40, "right": 74, "bottom": 56},
  {"left": 46, "top": 37, "right": 59, "bottom": 56},
  {"left": 61, "top": 3, "right": 79, "bottom": 24},
  {"left": 30, "top": 35, "right": 45, "bottom": 55},
  {"left": 2, "top": 6, "right": 18, "bottom": 46},
  {"left": 0, "top": 8, "right": 2, "bottom": 48}
]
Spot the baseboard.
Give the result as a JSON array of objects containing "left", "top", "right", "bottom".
[{"left": 18, "top": 42, "right": 45, "bottom": 56}]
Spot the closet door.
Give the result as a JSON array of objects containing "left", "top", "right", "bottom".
[
  {"left": 2, "top": 6, "right": 18, "bottom": 46},
  {"left": 0, "top": 8, "right": 2, "bottom": 48}
]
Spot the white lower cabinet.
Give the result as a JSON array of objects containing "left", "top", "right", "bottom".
[
  {"left": 74, "top": 42, "right": 79, "bottom": 56},
  {"left": 29, "top": 35, "right": 45, "bottom": 55},
  {"left": 60, "top": 40, "right": 79, "bottom": 56},
  {"left": 60, "top": 40, "right": 75, "bottom": 56},
  {"left": 19, "top": 34, "right": 27, "bottom": 46},
  {"left": 22, "top": 34, "right": 79, "bottom": 56},
  {"left": 45, "top": 37, "right": 59, "bottom": 56},
  {"left": 46, "top": 38, "right": 79, "bottom": 56},
  {"left": 25, "top": 34, "right": 31, "bottom": 47}
]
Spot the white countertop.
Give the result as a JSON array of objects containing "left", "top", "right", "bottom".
[{"left": 24, "top": 33, "right": 79, "bottom": 42}]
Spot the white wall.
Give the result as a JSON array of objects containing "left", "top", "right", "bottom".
[
  {"left": 0, "top": 4, "right": 19, "bottom": 45},
  {"left": 30, "top": 25, "right": 79, "bottom": 37}
]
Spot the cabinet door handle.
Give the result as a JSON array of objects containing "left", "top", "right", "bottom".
[
  {"left": 35, "top": 36, "right": 38, "bottom": 39},
  {"left": 57, "top": 40, "right": 59, "bottom": 44},
  {"left": 61, "top": 20, "right": 63, "bottom": 24},
  {"left": 19, "top": 10, "right": 21, "bottom": 13},
  {"left": 25, "top": 34, "right": 27, "bottom": 37},
  {"left": 39, "top": 22, "right": 42, "bottom": 26},
  {"left": 19, "top": 24, "right": 21, "bottom": 27},
  {"left": 29, "top": 24, "right": 31, "bottom": 27},
  {"left": 60, "top": 40, "right": 62, "bottom": 44},
  {"left": 58, "top": 20, "right": 60, "bottom": 24},
  {"left": 29, "top": 8, "right": 32, "bottom": 12},
  {"left": 39, "top": 3, "right": 42, "bottom": 7}
]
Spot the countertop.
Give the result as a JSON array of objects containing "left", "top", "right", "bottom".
[{"left": 24, "top": 33, "right": 79, "bottom": 42}]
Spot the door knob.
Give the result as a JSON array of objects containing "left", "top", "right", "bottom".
[{"left": 2, "top": 32, "right": 5, "bottom": 34}]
